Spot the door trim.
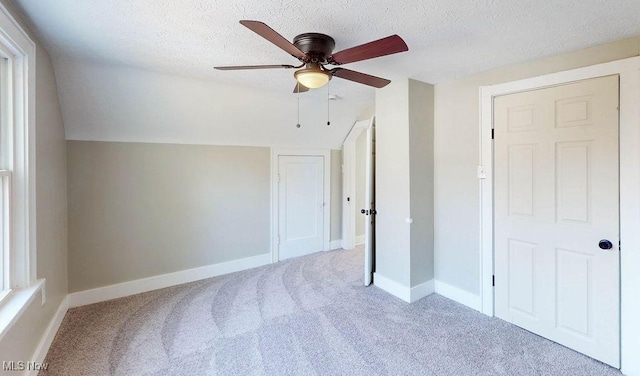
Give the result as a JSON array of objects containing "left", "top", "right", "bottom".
[
  {"left": 270, "top": 148, "right": 331, "bottom": 263},
  {"left": 479, "top": 56, "right": 640, "bottom": 374},
  {"left": 341, "top": 117, "right": 374, "bottom": 250}
]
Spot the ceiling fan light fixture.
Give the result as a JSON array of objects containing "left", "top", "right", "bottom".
[{"left": 294, "top": 67, "right": 330, "bottom": 89}]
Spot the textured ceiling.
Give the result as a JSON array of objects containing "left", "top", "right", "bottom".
[
  {"left": 10, "top": 0, "right": 640, "bottom": 148},
  {"left": 14, "top": 0, "right": 640, "bottom": 97}
]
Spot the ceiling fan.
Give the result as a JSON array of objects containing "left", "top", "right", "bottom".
[{"left": 214, "top": 20, "right": 408, "bottom": 93}]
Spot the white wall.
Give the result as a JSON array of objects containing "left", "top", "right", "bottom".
[
  {"left": 67, "top": 142, "right": 272, "bottom": 292},
  {"left": 433, "top": 36, "right": 640, "bottom": 295},
  {"left": 0, "top": 0, "right": 68, "bottom": 368},
  {"left": 409, "top": 80, "right": 435, "bottom": 285},
  {"left": 375, "top": 79, "right": 435, "bottom": 291},
  {"left": 54, "top": 58, "right": 373, "bottom": 150},
  {"left": 375, "top": 79, "right": 411, "bottom": 287}
]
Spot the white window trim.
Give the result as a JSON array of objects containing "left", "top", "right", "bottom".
[
  {"left": 479, "top": 56, "right": 640, "bottom": 375},
  {"left": 0, "top": 279, "right": 43, "bottom": 342},
  {"left": 270, "top": 148, "right": 331, "bottom": 263},
  {"left": 0, "top": 0, "right": 39, "bottom": 340}
]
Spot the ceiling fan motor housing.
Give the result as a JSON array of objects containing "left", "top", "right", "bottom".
[{"left": 293, "top": 33, "right": 335, "bottom": 62}]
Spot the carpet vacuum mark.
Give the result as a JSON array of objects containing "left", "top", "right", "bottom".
[{"left": 41, "top": 247, "right": 620, "bottom": 375}]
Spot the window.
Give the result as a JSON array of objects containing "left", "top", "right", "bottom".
[
  {"left": 0, "top": 55, "right": 9, "bottom": 299},
  {"left": 0, "top": 0, "right": 37, "bottom": 317}
]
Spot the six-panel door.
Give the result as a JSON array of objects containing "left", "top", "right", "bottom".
[{"left": 494, "top": 75, "right": 620, "bottom": 367}]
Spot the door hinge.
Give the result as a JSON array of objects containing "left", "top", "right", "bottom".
[
  {"left": 619, "top": 240, "right": 621, "bottom": 251},
  {"left": 491, "top": 128, "right": 495, "bottom": 140},
  {"left": 492, "top": 275, "right": 495, "bottom": 287}
]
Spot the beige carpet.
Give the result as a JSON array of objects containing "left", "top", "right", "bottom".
[{"left": 41, "top": 247, "right": 619, "bottom": 375}]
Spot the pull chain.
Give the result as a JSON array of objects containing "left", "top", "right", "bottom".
[
  {"left": 327, "top": 81, "right": 331, "bottom": 126},
  {"left": 296, "top": 82, "right": 301, "bottom": 128}
]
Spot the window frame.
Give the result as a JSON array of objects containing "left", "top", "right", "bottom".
[
  {"left": 0, "top": 44, "right": 11, "bottom": 296},
  {"left": 0, "top": 1, "right": 37, "bottom": 301}
]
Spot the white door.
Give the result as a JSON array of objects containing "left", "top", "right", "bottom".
[
  {"left": 363, "top": 124, "right": 375, "bottom": 286},
  {"left": 278, "top": 156, "right": 324, "bottom": 260},
  {"left": 494, "top": 75, "right": 619, "bottom": 367}
]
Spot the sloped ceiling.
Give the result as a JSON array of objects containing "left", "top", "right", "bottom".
[{"left": 13, "top": 0, "right": 640, "bottom": 147}]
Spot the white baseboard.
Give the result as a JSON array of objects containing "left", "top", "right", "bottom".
[
  {"left": 410, "top": 279, "right": 435, "bottom": 302},
  {"left": 329, "top": 240, "right": 343, "bottom": 250},
  {"left": 434, "top": 280, "right": 481, "bottom": 312},
  {"left": 374, "top": 273, "right": 410, "bottom": 302},
  {"left": 29, "top": 295, "right": 68, "bottom": 375},
  {"left": 68, "top": 253, "right": 272, "bottom": 308},
  {"left": 355, "top": 235, "right": 365, "bottom": 246},
  {"left": 374, "top": 273, "right": 434, "bottom": 303}
]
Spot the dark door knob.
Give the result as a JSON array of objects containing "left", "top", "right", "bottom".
[
  {"left": 361, "top": 209, "right": 368, "bottom": 215},
  {"left": 599, "top": 239, "right": 613, "bottom": 250}
]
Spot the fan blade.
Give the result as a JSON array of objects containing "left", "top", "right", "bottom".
[
  {"left": 214, "top": 64, "right": 295, "bottom": 70},
  {"left": 240, "top": 20, "right": 306, "bottom": 59},
  {"left": 331, "top": 68, "right": 391, "bottom": 88},
  {"left": 293, "top": 83, "right": 309, "bottom": 93},
  {"left": 329, "top": 35, "right": 408, "bottom": 65}
]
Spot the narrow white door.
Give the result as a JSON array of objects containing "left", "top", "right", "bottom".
[
  {"left": 278, "top": 156, "right": 324, "bottom": 260},
  {"left": 494, "top": 75, "right": 619, "bottom": 367},
  {"left": 364, "top": 124, "right": 375, "bottom": 286}
]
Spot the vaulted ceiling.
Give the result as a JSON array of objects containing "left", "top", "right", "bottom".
[{"left": 13, "top": 0, "right": 640, "bottom": 147}]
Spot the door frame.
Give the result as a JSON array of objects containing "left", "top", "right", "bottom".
[
  {"left": 341, "top": 117, "right": 374, "bottom": 250},
  {"left": 479, "top": 56, "right": 640, "bottom": 374},
  {"left": 270, "top": 148, "right": 331, "bottom": 263}
]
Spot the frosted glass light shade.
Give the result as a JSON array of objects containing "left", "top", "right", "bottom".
[{"left": 294, "top": 69, "right": 330, "bottom": 89}]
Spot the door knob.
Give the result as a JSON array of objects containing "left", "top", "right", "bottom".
[
  {"left": 361, "top": 209, "right": 368, "bottom": 215},
  {"left": 598, "top": 239, "right": 613, "bottom": 250}
]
